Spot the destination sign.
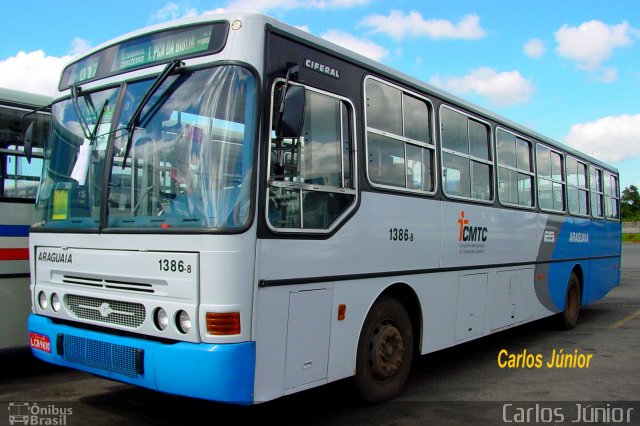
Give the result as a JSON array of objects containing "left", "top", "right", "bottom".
[
  {"left": 60, "top": 22, "right": 229, "bottom": 90},
  {"left": 113, "top": 26, "right": 213, "bottom": 71},
  {"left": 65, "top": 54, "right": 100, "bottom": 87}
]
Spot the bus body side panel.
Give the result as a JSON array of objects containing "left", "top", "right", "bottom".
[
  {"left": 0, "top": 201, "right": 34, "bottom": 350},
  {"left": 253, "top": 193, "right": 442, "bottom": 401},
  {"left": 536, "top": 215, "right": 621, "bottom": 310},
  {"left": 255, "top": 17, "right": 622, "bottom": 403},
  {"left": 539, "top": 215, "right": 592, "bottom": 311},
  {"left": 586, "top": 219, "right": 622, "bottom": 304},
  {"left": 254, "top": 194, "right": 559, "bottom": 399}
]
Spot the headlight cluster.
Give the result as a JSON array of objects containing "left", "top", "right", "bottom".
[
  {"left": 37, "top": 291, "right": 62, "bottom": 312},
  {"left": 153, "top": 307, "right": 191, "bottom": 334}
]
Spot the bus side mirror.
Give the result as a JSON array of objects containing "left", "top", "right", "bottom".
[
  {"left": 24, "top": 122, "right": 34, "bottom": 164},
  {"left": 276, "top": 85, "right": 305, "bottom": 139}
]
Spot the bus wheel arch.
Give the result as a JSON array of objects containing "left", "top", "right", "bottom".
[
  {"left": 571, "top": 264, "right": 585, "bottom": 305},
  {"left": 353, "top": 283, "right": 421, "bottom": 404},
  {"left": 560, "top": 269, "right": 582, "bottom": 330}
]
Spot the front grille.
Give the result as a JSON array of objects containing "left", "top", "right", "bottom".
[
  {"left": 62, "top": 274, "right": 154, "bottom": 293},
  {"left": 62, "top": 334, "right": 142, "bottom": 377},
  {"left": 66, "top": 295, "right": 146, "bottom": 329}
]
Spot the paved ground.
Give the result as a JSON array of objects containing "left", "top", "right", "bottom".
[{"left": 1, "top": 245, "right": 639, "bottom": 425}]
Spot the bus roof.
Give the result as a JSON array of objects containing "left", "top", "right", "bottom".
[
  {"left": 0, "top": 87, "right": 51, "bottom": 109},
  {"left": 63, "top": 12, "right": 618, "bottom": 173}
]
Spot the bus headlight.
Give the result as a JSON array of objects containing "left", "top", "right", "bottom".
[
  {"left": 38, "top": 291, "right": 48, "bottom": 310},
  {"left": 51, "top": 293, "right": 61, "bottom": 312},
  {"left": 176, "top": 310, "right": 191, "bottom": 334},
  {"left": 154, "top": 308, "right": 169, "bottom": 331}
]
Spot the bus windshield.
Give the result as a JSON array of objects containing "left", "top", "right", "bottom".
[{"left": 34, "top": 65, "right": 256, "bottom": 231}]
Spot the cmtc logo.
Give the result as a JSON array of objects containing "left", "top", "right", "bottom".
[{"left": 457, "top": 211, "right": 488, "bottom": 242}]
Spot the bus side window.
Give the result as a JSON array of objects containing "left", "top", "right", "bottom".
[
  {"left": 537, "top": 144, "right": 566, "bottom": 212},
  {"left": 365, "top": 77, "right": 434, "bottom": 193},
  {"left": 440, "top": 106, "right": 492, "bottom": 201},
  {"left": 1, "top": 153, "right": 43, "bottom": 199},
  {"left": 0, "top": 106, "right": 48, "bottom": 200},
  {"left": 268, "top": 82, "right": 356, "bottom": 231}
]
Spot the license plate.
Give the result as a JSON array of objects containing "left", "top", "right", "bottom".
[{"left": 29, "top": 332, "right": 51, "bottom": 353}]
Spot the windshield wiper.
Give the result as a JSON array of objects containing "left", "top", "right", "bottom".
[
  {"left": 121, "top": 59, "right": 184, "bottom": 168},
  {"left": 70, "top": 84, "right": 92, "bottom": 140},
  {"left": 89, "top": 99, "right": 109, "bottom": 141}
]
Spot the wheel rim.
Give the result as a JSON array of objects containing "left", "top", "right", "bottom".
[{"left": 368, "top": 320, "right": 405, "bottom": 382}]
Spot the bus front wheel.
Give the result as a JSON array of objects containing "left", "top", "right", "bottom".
[
  {"left": 560, "top": 273, "right": 581, "bottom": 330},
  {"left": 354, "top": 296, "right": 414, "bottom": 404}
]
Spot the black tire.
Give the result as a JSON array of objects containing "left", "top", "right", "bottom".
[
  {"left": 354, "top": 296, "right": 414, "bottom": 404},
  {"left": 560, "top": 273, "right": 581, "bottom": 330}
]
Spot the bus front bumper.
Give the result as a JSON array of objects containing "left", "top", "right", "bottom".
[{"left": 28, "top": 314, "right": 255, "bottom": 404}]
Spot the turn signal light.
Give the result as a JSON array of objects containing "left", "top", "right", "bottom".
[
  {"left": 338, "top": 304, "right": 346, "bottom": 321},
  {"left": 206, "top": 312, "right": 241, "bottom": 335}
]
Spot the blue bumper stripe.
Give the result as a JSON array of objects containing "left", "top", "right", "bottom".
[
  {"left": 0, "top": 224, "right": 30, "bottom": 237},
  {"left": 28, "top": 314, "right": 255, "bottom": 404}
]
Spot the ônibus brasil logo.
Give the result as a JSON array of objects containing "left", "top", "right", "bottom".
[
  {"left": 457, "top": 211, "right": 488, "bottom": 242},
  {"left": 7, "top": 402, "right": 73, "bottom": 425}
]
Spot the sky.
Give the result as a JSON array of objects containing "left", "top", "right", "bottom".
[{"left": 1, "top": 0, "right": 639, "bottom": 190}]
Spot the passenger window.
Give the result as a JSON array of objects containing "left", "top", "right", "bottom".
[
  {"left": 403, "top": 94, "right": 430, "bottom": 143},
  {"left": 590, "top": 166, "right": 604, "bottom": 218},
  {"left": 0, "top": 107, "right": 48, "bottom": 200},
  {"left": 441, "top": 108, "right": 468, "bottom": 154},
  {"left": 365, "top": 77, "right": 434, "bottom": 193},
  {"left": 536, "top": 144, "right": 565, "bottom": 212},
  {"left": 2, "top": 155, "right": 43, "bottom": 199},
  {"left": 268, "top": 82, "right": 356, "bottom": 231},
  {"left": 566, "top": 157, "right": 589, "bottom": 216},
  {"left": 441, "top": 106, "right": 493, "bottom": 201},
  {"left": 604, "top": 172, "right": 619, "bottom": 220},
  {"left": 497, "top": 129, "right": 534, "bottom": 207},
  {"left": 365, "top": 79, "right": 402, "bottom": 135}
]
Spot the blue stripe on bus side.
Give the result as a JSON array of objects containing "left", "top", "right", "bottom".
[
  {"left": 0, "top": 225, "right": 30, "bottom": 237},
  {"left": 547, "top": 218, "right": 621, "bottom": 309}
]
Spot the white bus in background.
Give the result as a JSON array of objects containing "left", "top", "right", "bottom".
[
  {"left": 0, "top": 87, "right": 50, "bottom": 351},
  {"left": 27, "top": 13, "right": 620, "bottom": 404}
]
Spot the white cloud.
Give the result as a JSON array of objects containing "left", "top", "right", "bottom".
[
  {"left": 430, "top": 67, "right": 534, "bottom": 106},
  {"left": 200, "top": 8, "right": 227, "bottom": 16},
  {"left": 320, "top": 29, "right": 389, "bottom": 62},
  {"left": 0, "top": 51, "right": 71, "bottom": 97},
  {"left": 149, "top": 1, "right": 368, "bottom": 21},
  {"left": 564, "top": 114, "right": 640, "bottom": 163},
  {"left": 295, "top": 25, "right": 311, "bottom": 33},
  {"left": 225, "top": 0, "right": 369, "bottom": 12},
  {"left": 555, "top": 20, "right": 637, "bottom": 81},
  {"left": 359, "top": 10, "right": 486, "bottom": 40},
  {"left": 595, "top": 67, "right": 618, "bottom": 83},
  {"left": 524, "top": 38, "right": 545, "bottom": 58},
  {"left": 149, "top": 2, "right": 198, "bottom": 24},
  {"left": 0, "top": 38, "right": 92, "bottom": 97},
  {"left": 70, "top": 38, "right": 92, "bottom": 56}
]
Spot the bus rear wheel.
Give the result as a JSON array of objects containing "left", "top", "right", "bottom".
[
  {"left": 560, "top": 273, "right": 581, "bottom": 330},
  {"left": 354, "top": 296, "right": 414, "bottom": 404}
]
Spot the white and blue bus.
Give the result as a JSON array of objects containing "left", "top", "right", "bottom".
[
  {"left": 0, "top": 87, "right": 50, "bottom": 351},
  {"left": 27, "top": 13, "right": 620, "bottom": 404}
]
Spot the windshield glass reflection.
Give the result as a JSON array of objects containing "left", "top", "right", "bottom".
[
  {"left": 108, "top": 66, "right": 256, "bottom": 230},
  {"left": 34, "top": 65, "right": 256, "bottom": 231},
  {"left": 34, "top": 88, "right": 119, "bottom": 229}
]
